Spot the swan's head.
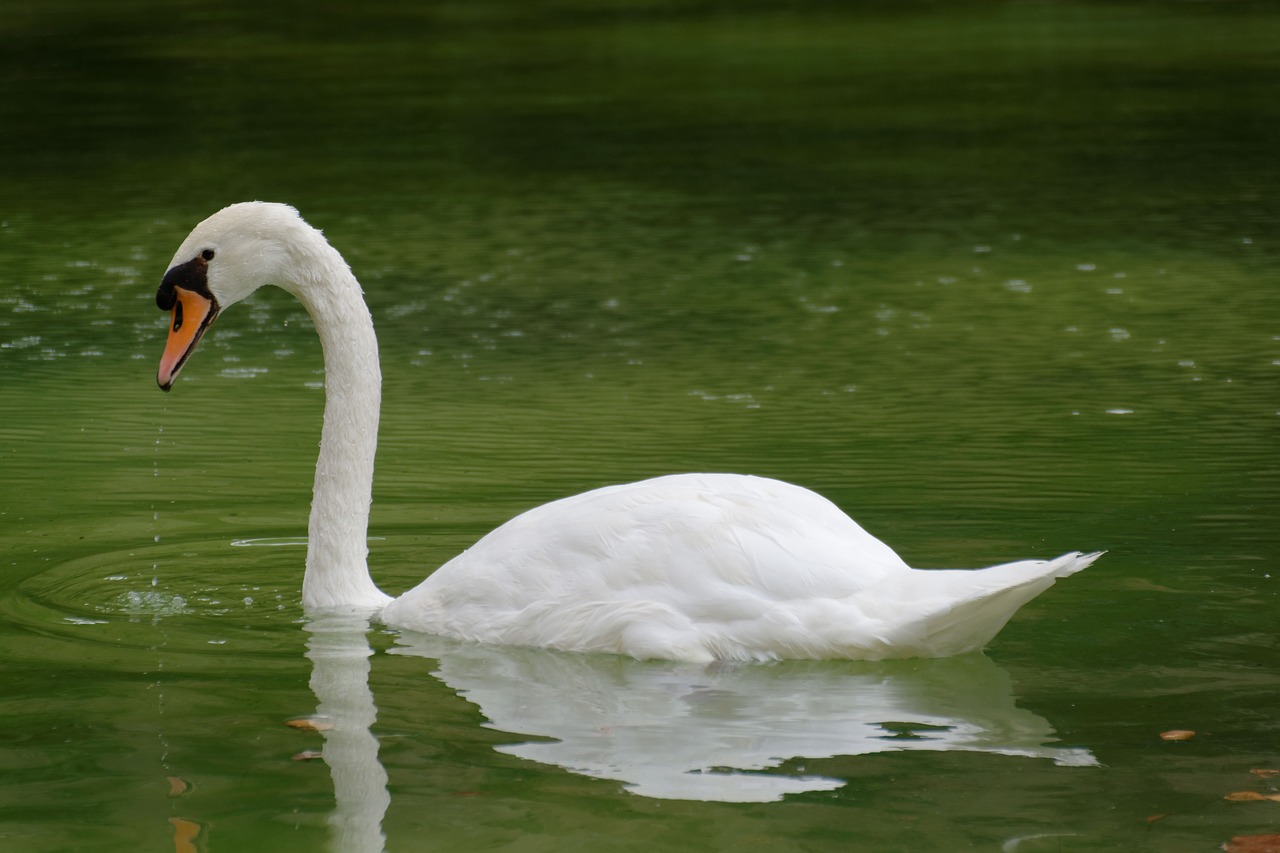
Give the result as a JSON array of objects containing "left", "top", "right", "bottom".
[{"left": 155, "top": 201, "right": 313, "bottom": 391}]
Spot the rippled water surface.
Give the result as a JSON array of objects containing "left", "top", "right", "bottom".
[{"left": 2, "top": 2, "right": 1278, "bottom": 851}]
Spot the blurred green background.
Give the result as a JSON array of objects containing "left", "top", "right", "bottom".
[{"left": 1, "top": 2, "right": 1277, "bottom": 851}]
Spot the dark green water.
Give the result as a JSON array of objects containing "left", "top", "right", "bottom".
[{"left": 2, "top": 1, "right": 1278, "bottom": 851}]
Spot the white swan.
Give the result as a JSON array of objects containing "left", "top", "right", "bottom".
[{"left": 155, "top": 202, "right": 1101, "bottom": 662}]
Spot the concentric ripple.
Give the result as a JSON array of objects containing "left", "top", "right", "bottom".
[{"left": 5, "top": 537, "right": 308, "bottom": 656}]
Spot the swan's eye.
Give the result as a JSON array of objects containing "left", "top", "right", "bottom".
[{"left": 201, "top": 249, "right": 215, "bottom": 261}]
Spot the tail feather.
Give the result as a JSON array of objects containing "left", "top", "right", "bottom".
[{"left": 880, "top": 551, "right": 1103, "bottom": 657}]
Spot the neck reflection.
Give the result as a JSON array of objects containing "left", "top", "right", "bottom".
[{"left": 304, "top": 611, "right": 389, "bottom": 853}]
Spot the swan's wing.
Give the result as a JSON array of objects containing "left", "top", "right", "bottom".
[{"left": 382, "top": 474, "right": 910, "bottom": 659}]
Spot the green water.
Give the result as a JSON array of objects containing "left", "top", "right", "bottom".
[{"left": 2, "top": 1, "right": 1278, "bottom": 850}]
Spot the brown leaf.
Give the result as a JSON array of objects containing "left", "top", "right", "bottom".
[
  {"left": 1223, "top": 834, "right": 1280, "bottom": 853},
  {"left": 1224, "top": 791, "right": 1280, "bottom": 802},
  {"left": 291, "top": 750, "right": 324, "bottom": 761},
  {"left": 169, "top": 817, "right": 201, "bottom": 853},
  {"left": 1250, "top": 769, "right": 1280, "bottom": 779},
  {"left": 1146, "top": 813, "right": 1171, "bottom": 824},
  {"left": 1159, "top": 729, "right": 1196, "bottom": 741},
  {"left": 285, "top": 718, "right": 334, "bottom": 732},
  {"left": 166, "top": 775, "right": 191, "bottom": 798}
]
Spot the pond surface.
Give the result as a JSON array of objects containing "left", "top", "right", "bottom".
[{"left": 2, "top": 1, "right": 1278, "bottom": 851}]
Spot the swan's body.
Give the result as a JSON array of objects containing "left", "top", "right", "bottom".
[{"left": 155, "top": 202, "right": 1100, "bottom": 661}]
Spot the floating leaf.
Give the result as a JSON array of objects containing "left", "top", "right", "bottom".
[
  {"left": 1224, "top": 791, "right": 1280, "bottom": 802},
  {"left": 285, "top": 718, "right": 334, "bottom": 732},
  {"left": 1146, "top": 813, "right": 1171, "bottom": 824},
  {"left": 1160, "top": 729, "right": 1196, "bottom": 741},
  {"left": 1250, "top": 769, "right": 1280, "bottom": 779},
  {"left": 169, "top": 817, "right": 201, "bottom": 853},
  {"left": 166, "top": 776, "right": 191, "bottom": 798},
  {"left": 291, "top": 750, "right": 324, "bottom": 761},
  {"left": 1223, "top": 834, "right": 1280, "bottom": 853}
]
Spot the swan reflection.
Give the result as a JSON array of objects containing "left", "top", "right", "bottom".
[
  {"left": 304, "top": 612, "right": 389, "bottom": 853},
  {"left": 303, "top": 616, "right": 1095, "bottom": 851},
  {"left": 390, "top": 633, "right": 1096, "bottom": 803}
]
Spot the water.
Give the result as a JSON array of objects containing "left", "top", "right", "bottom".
[{"left": 2, "top": 1, "right": 1278, "bottom": 851}]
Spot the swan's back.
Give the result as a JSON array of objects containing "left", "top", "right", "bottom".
[{"left": 381, "top": 474, "right": 1098, "bottom": 661}]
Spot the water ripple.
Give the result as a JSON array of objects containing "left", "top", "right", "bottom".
[{"left": 5, "top": 541, "right": 303, "bottom": 656}]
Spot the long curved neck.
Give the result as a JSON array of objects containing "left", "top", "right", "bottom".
[{"left": 282, "top": 236, "right": 393, "bottom": 611}]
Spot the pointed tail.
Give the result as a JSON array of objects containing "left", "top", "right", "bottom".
[{"left": 887, "top": 551, "right": 1104, "bottom": 657}]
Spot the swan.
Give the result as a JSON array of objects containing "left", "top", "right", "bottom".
[{"left": 154, "top": 201, "right": 1101, "bottom": 662}]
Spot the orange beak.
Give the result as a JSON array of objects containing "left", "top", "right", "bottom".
[{"left": 157, "top": 287, "right": 218, "bottom": 391}]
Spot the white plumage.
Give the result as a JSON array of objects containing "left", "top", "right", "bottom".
[{"left": 155, "top": 202, "right": 1101, "bottom": 662}]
